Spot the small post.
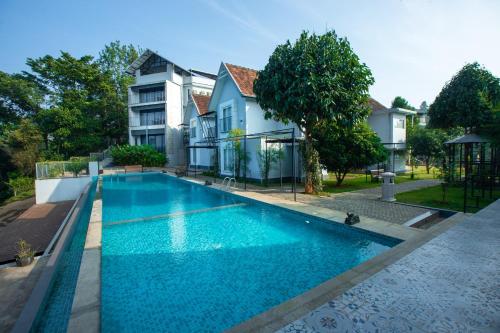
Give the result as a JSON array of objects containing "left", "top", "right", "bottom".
[
  {"left": 244, "top": 134, "right": 247, "bottom": 190},
  {"left": 292, "top": 128, "right": 296, "bottom": 202}
]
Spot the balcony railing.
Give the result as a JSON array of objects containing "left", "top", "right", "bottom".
[
  {"left": 36, "top": 161, "right": 90, "bottom": 179},
  {"left": 139, "top": 90, "right": 165, "bottom": 103},
  {"left": 130, "top": 89, "right": 165, "bottom": 105}
]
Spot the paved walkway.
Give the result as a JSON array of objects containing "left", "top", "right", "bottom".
[
  {"left": 0, "top": 257, "right": 48, "bottom": 332},
  {"left": 267, "top": 191, "right": 435, "bottom": 225},
  {"left": 355, "top": 179, "right": 441, "bottom": 197},
  {"left": 277, "top": 199, "right": 500, "bottom": 333},
  {"left": 0, "top": 200, "right": 74, "bottom": 263}
]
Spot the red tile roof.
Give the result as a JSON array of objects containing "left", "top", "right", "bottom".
[
  {"left": 224, "top": 63, "right": 258, "bottom": 97},
  {"left": 192, "top": 93, "right": 211, "bottom": 115},
  {"left": 368, "top": 98, "right": 387, "bottom": 112}
]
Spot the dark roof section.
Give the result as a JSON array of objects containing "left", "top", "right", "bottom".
[
  {"left": 445, "top": 134, "right": 490, "bottom": 144},
  {"left": 192, "top": 93, "right": 211, "bottom": 115},
  {"left": 224, "top": 63, "right": 258, "bottom": 97},
  {"left": 368, "top": 98, "right": 388, "bottom": 112},
  {"left": 126, "top": 49, "right": 190, "bottom": 75},
  {"left": 190, "top": 69, "right": 218, "bottom": 80}
]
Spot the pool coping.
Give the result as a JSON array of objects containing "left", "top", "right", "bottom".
[{"left": 67, "top": 177, "right": 102, "bottom": 333}]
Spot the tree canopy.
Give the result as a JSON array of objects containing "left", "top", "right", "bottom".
[
  {"left": 407, "top": 127, "right": 448, "bottom": 173},
  {"left": 254, "top": 30, "right": 374, "bottom": 193},
  {"left": 391, "top": 96, "right": 415, "bottom": 110},
  {"left": 428, "top": 62, "right": 500, "bottom": 132},
  {"left": 314, "top": 123, "right": 387, "bottom": 185}
]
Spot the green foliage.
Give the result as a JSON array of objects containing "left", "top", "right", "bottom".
[
  {"left": 391, "top": 96, "right": 415, "bottom": 110},
  {"left": 111, "top": 145, "right": 167, "bottom": 167},
  {"left": 227, "top": 128, "right": 250, "bottom": 178},
  {"left": 8, "top": 176, "right": 34, "bottom": 197},
  {"left": 407, "top": 127, "right": 449, "bottom": 174},
  {"left": 0, "top": 71, "right": 44, "bottom": 125},
  {"left": 254, "top": 30, "right": 374, "bottom": 193},
  {"left": 15, "top": 239, "right": 35, "bottom": 260},
  {"left": 7, "top": 119, "right": 43, "bottom": 176},
  {"left": 66, "top": 157, "right": 89, "bottom": 177},
  {"left": 314, "top": 123, "right": 388, "bottom": 186},
  {"left": 428, "top": 62, "right": 500, "bottom": 131},
  {"left": 256, "top": 147, "right": 280, "bottom": 186}
]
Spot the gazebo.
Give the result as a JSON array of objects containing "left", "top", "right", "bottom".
[{"left": 445, "top": 133, "right": 499, "bottom": 212}]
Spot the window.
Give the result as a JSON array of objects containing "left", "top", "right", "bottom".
[
  {"left": 223, "top": 146, "right": 234, "bottom": 172},
  {"left": 220, "top": 105, "right": 232, "bottom": 132},
  {"left": 139, "top": 87, "right": 165, "bottom": 103},
  {"left": 190, "top": 119, "right": 197, "bottom": 138},
  {"left": 140, "top": 54, "right": 168, "bottom": 75},
  {"left": 139, "top": 134, "right": 165, "bottom": 152},
  {"left": 140, "top": 109, "right": 165, "bottom": 126},
  {"left": 395, "top": 118, "right": 405, "bottom": 129}
]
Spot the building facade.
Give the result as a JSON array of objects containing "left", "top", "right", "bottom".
[
  {"left": 368, "top": 99, "right": 416, "bottom": 172},
  {"left": 126, "top": 50, "right": 215, "bottom": 167}
]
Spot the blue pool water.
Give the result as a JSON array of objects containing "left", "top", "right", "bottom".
[
  {"left": 33, "top": 181, "right": 97, "bottom": 332},
  {"left": 101, "top": 173, "right": 400, "bottom": 332}
]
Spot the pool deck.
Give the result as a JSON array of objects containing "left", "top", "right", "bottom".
[
  {"left": 0, "top": 199, "right": 74, "bottom": 263},
  {"left": 275, "top": 199, "right": 500, "bottom": 332}
]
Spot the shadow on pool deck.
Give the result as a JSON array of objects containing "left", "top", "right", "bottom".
[{"left": 0, "top": 200, "right": 74, "bottom": 263}]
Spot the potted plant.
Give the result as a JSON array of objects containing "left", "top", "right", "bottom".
[{"left": 15, "top": 239, "right": 35, "bottom": 267}]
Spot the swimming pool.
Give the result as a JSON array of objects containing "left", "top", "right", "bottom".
[{"left": 101, "top": 173, "right": 400, "bottom": 332}]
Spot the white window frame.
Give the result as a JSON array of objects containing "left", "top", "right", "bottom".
[{"left": 190, "top": 119, "right": 197, "bottom": 138}]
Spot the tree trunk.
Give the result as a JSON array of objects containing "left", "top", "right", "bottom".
[
  {"left": 304, "top": 131, "right": 314, "bottom": 194},
  {"left": 426, "top": 158, "right": 430, "bottom": 174}
]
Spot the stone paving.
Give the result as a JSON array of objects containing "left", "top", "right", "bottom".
[
  {"left": 355, "top": 179, "right": 442, "bottom": 197},
  {"left": 0, "top": 257, "right": 48, "bottom": 333},
  {"left": 276, "top": 199, "right": 500, "bottom": 333},
  {"left": 267, "top": 191, "right": 435, "bottom": 225}
]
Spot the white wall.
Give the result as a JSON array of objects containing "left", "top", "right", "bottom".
[
  {"left": 166, "top": 80, "right": 183, "bottom": 166},
  {"left": 392, "top": 113, "right": 407, "bottom": 144},
  {"left": 368, "top": 112, "right": 391, "bottom": 143},
  {"left": 35, "top": 177, "right": 92, "bottom": 204}
]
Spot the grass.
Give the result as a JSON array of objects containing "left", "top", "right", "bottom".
[
  {"left": 0, "top": 190, "right": 35, "bottom": 206},
  {"left": 396, "top": 184, "right": 499, "bottom": 213},
  {"left": 322, "top": 166, "right": 439, "bottom": 194}
]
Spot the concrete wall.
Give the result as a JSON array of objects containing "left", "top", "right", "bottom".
[
  {"left": 35, "top": 177, "right": 92, "bottom": 204},
  {"left": 165, "top": 80, "right": 183, "bottom": 166}
]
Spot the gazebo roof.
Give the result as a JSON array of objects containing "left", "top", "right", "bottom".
[{"left": 445, "top": 133, "right": 490, "bottom": 144}]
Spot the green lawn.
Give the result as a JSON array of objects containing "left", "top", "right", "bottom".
[
  {"left": 0, "top": 189, "right": 35, "bottom": 206},
  {"left": 322, "top": 166, "right": 439, "bottom": 194},
  {"left": 396, "top": 184, "right": 499, "bottom": 213}
]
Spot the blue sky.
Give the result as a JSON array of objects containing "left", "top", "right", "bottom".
[{"left": 1, "top": 0, "right": 499, "bottom": 107}]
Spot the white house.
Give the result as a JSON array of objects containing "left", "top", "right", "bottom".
[
  {"left": 126, "top": 49, "right": 215, "bottom": 166},
  {"left": 368, "top": 98, "right": 416, "bottom": 172},
  {"left": 198, "top": 62, "right": 302, "bottom": 181}
]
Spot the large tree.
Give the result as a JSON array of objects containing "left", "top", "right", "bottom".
[
  {"left": 428, "top": 62, "right": 500, "bottom": 132},
  {"left": 254, "top": 31, "right": 374, "bottom": 193},
  {"left": 315, "top": 123, "right": 387, "bottom": 186},
  {"left": 97, "top": 41, "right": 139, "bottom": 144},
  {"left": 0, "top": 71, "right": 44, "bottom": 125},
  {"left": 391, "top": 96, "right": 415, "bottom": 110},
  {"left": 407, "top": 127, "right": 448, "bottom": 174}
]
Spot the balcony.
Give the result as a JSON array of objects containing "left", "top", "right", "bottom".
[
  {"left": 130, "top": 89, "right": 165, "bottom": 105},
  {"left": 130, "top": 111, "right": 166, "bottom": 128}
]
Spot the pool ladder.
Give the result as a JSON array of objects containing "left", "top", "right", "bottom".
[{"left": 222, "top": 177, "right": 237, "bottom": 190}]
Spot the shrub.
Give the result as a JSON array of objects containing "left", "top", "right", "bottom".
[
  {"left": 8, "top": 177, "right": 34, "bottom": 197},
  {"left": 111, "top": 145, "right": 167, "bottom": 167}
]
